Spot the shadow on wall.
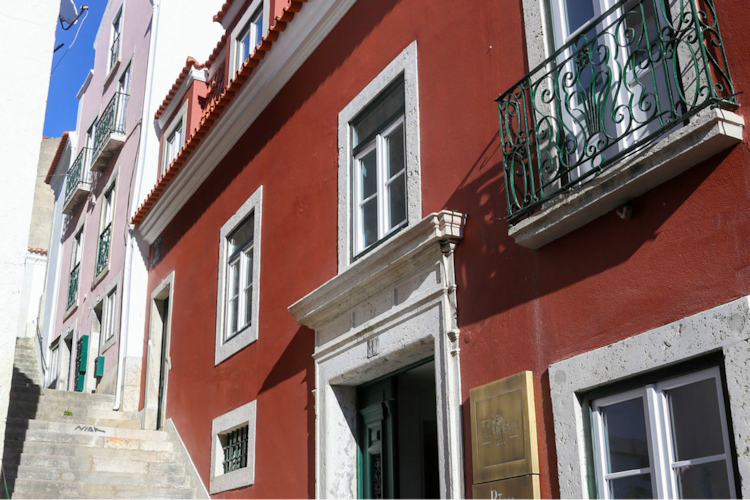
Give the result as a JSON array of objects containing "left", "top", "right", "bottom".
[
  {"left": 259, "top": 326, "right": 315, "bottom": 498},
  {"left": 2, "top": 368, "right": 41, "bottom": 498}
]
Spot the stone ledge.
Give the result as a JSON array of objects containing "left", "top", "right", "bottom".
[{"left": 509, "top": 107, "right": 745, "bottom": 249}]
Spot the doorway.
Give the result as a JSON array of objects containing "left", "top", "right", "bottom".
[
  {"left": 357, "top": 359, "right": 439, "bottom": 499},
  {"left": 144, "top": 273, "right": 174, "bottom": 430}
]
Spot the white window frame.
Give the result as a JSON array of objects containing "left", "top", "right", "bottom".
[
  {"left": 228, "top": 0, "right": 269, "bottom": 76},
  {"left": 215, "top": 186, "right": 262, "bottom": 365},
  {"left": 548, "top": 295, "right": 750, "bottom": 499},
  {"left": 160, "top": 101, "right": 188, "bottom": 177},
  {"left": 83, "top": 117, "right": 97, "bottom": 169},
  {"left": 209, "top": 400, "right": 257, "bottom": 494},
  {"left": 116, "top": 63, "right": 131, "bottom": 132},
  {"left": 94, "top": 176, "right": 117, "bottom": 281},
  {"left": 591, "top": 367, "right": 737, "bottom": 499},
  {"left": 337, "top": 41, "right": 421, "bottom": 272},
  {"left": 107, "top": 3, "right": 123, "bottom": 76},
  {"left": 66, "top": 224, "right": 85, "bottom": 315},
  {"left": 96, "top": 277, "right": 120, "bottom": 354},
  {"left": 47, "top": 338, "right": 60, "bottom": 387}
]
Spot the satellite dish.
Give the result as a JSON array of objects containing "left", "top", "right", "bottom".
[{"left": 59, "top": 0, "right": 79, "bottom": 25}]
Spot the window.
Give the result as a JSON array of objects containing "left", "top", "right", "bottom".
[
  {"left": 84, "top": 119, "right": 96, "bottom": 168},
  {"left": 591, "top": 367, "right": 737, "bottom": 499},
  {"left": 215, "top": 186, "right": 262, "bottom": 365},
  {"left": 224, "top": 216, "right": 254, "bottom": 341},
  {"left": 66, "top": 226, "right": 83, "bottom": 311},
  {"left": 210, "top": 400, "right": 257, "bottom": 494},
  {"left": 236, "top": 6, "right": 263, "bottom": 69},
  {"left": 350, "top": 80, "right": 406, "bottom": 256},
  {"left": 47, "top": 339, "right": 60, "bottom": 387},
  {"left": 337, "top": 41, "right": 420, "bottom": 271},
  {"left": 96, "top": 184, "right": 115, "bottom": 277},
  {"left": 109, "top": 7, "right": 122, "bottom": 73},
  {"left": 116, "top": 64, "right": 131, "bottom": 133},
  {"left": 160, "top": 101, "right": 187, "bottom": 176}
]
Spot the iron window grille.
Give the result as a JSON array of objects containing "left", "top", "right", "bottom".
[
  {"left": 93, "top": 92, "right": 129, "bottom": 161},
  {"left": 96, "top": 223, "right": 112, "bottom": 277},
  {"left": 64, "top": 147, "right": 93, "bottom": 207},
  {"left": 222, "top": 426, "right": 249, "bottom": 474},
  {"left": 497, "top": 0, "right": 737, "bottom": 223},
  {"left": 66, "top": 263, "right": 80, "bottom": 311}
]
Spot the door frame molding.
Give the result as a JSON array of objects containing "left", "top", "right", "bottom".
[{"left": 143, "top": 271, "right": 175, "bottom": 430}]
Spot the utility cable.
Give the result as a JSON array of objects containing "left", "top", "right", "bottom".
[{"left": 51, "top": 7, "right": 89, "bottom": 76}]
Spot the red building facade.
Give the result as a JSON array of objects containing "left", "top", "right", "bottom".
[{"left": 133, "top": 0, "right": 750, "bottom": 498}]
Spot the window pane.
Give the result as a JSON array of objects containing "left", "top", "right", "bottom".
[
  {"left": 352, "top": 82, "right": 405, "bottom": 147},
  {"left": 361, "top": 198, "right": 378, "bottom": 249},
  {"left": 675, "top": 460, "right": 730, "bottom": 499},
  {"left": 253, "top": 11, "right": 263, "bottom": 47},
  {"left": 564, "top": 0, "right": 595, "bottom": 35},
  {"left": 228, "top": 297, "right": 238, "bottom": 336},
  {"left": 385, "top": 122, "right": 405, "bottom": 178},
  {"left": 359, "top": 149, "right": 377, "bottom": 199},
  {"left": 244, "top": 285, "right": 253, "bottom": 326},
  {"left": 608, "top": 474, "right": 653, "bottom": 499},
  {"left": 229, "top": 216, "right": 254, "bottom": 254},
  {"left": 601, "top": 397, "right": 650, "bottom": 473},
  {"left": 667, "top": 378, "right": 726, "bottom": 461},
  {"left": 387, "top": 173, "right": 406, "bottom": 230}
]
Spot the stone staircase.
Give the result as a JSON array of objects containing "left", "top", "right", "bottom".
[{"left": 2, "top": 338, "right": 200, "bottom": 499}]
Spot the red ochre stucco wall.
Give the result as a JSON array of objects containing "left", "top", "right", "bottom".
[{"left": 140, "top": 0, "right": 750, "bottom": 497}]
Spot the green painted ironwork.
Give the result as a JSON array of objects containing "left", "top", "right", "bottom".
[
  {"left": 92, "top": 91, "right": 128, "bottom": 162},
  {"left": 109, "top": 33, "right": 120, "bottom": 71},
  {"left": 96, "top": 223, "right": 112, "bottom": 277},
  {"left": 75, "top": 335, "right": 88, "bottom": 392},
  {"left": 222, "top": 426, "right": 249, "bottom": 474},
  {"left": 1, "top": 464, "right": 9, "bottom": 500},
  {"left": 66, "top": 263, "right": 80, "bottom": 311},
  {"left": 497, "top": 0, "right": 737, "bottom": 223},
  {"left": 64, "top": 148, "right": 92, "bottom": 208}
]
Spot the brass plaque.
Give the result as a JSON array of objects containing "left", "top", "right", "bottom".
[
  {"left": 472, "top": 474, "right": 541, "bottom": 499},
  {"left": 470, "top": 371, "right": 539, "bottom": 483}
]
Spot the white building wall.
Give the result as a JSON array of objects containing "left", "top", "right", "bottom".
[{"left": 0, "top": 0, "right": 60, "bottom": 464}]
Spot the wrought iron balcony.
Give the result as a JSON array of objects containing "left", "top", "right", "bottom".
[
  {"left": 96, "top": 222, "right": 112, "bottom": 277},
  {"left": 62, "top": 148, "right": 93, "bottom": 215},
  {"left": 67, "top": 263, "right": 80, "bottom": 311},
  {"left": 497, "top": 0, "right": 737, "bottom": 223},
  {"left": 91, "top": 91, "right": 128, "bottom": 172}
]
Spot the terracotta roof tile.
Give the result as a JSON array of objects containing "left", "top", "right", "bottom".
[
  {"left": 45, "top": 132, "right": 69, "bottom": 185},
  {"left": 154, "top": 57, "right": 207, "bottom": 121},
  {"left": 213, "top": 0, "right": 234, "bottom": 24},
  {"left": 132, "top": 0, "right": 307, "bottom": 226},
  {"left": 28, "top": 247, "right": 48, "bottom": 256},
  {"left": 206, "top": 34, "right": 228, "bottom": 70}
]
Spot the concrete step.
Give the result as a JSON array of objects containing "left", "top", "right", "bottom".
[
  {"left": 4, "top": 453, "right": 185, "bottom": 476},
  {"left": 10, "top": 387, "right": 116, "bottom": 403},
  {"left": 8, "top": 403, "right": 137, "bottom": 421},
  {"left": 4, "top": 466, "right": 189, "bottom": 489},
  {"left": 10, "top": 392, "right": 116, "bottom": 411},
  {"left": 3, "top": 440, "right": 173, "bottom": 463},
  {"left": 3, "top": 429, "right": 173, "bottom": 452},
  {"left": 5, "top": 420, "right": 169, "bottom": 442},
  {"left": 9, "top": 478, "right": 195, "bottom": 499},
  {"left": 6, "top": 413, "right": 141, "bottom": 430}
]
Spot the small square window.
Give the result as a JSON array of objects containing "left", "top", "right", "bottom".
[
  {"left": 210, "top": 400, "right": 257, "bottom": 494},
  {"left": 215, "top": 186, "right": 262, "bottom": 365},
  {"left": 590, "top": 367, "right": 737, "bottom": 499}
]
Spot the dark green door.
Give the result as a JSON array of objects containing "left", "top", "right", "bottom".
[
  {"left": 74, "top": 335, "right": 89, "bottom": 392},
  {"left": 358, "top": 378, "right": 398, "bottom": 499},
  {"left": 156, "top": 297, "right": 169, "bottom": 429}
]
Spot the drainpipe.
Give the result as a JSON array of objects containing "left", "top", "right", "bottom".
[{"left": 114, "top": 0, "right": 161, "bottom": 410}]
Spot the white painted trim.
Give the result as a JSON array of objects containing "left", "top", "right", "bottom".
[
  {"left": 549, "top": 295, "right": 750, "bottom": 498},
  {"left": 337, "top": 40, "right": 421, "bottom": 273},
  {"left": 160, "top": 100, "right": 189, "bottom": 176},
  {"left": 290, "top": 211, "right": 466, "bottom": 499},
  {"left": 209, "top": 400, "right": 257, "bottom": 494},
  {"left": 137, "top": 0, "right": 357, "bottom": 244},
  {"left": 106, "top": 1, "right": 125, "bottom": 77},
  {"left": 156, "top": 67, "right": 208, "bottom": 131},
  {"left": 94, "top": 170, "right": 118, "bottom": 282},
  {"left": 143, "top": 271, "right": 175, "bottom": 430},
  {"left": 215, "top": 185, "right": 262, "bottom": 365},
  {"left": 228, "top": 0, "right": 270, "bottom": 77},
  {"left": 92, "top": 270, "right": 121, "bottom": 356},
  {"left": 77, "top": 70, "right": 95, "bottom": 100}
]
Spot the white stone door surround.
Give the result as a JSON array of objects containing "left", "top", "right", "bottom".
[{"left": 290, "top": 211, "right": 467, "bottom": 498}]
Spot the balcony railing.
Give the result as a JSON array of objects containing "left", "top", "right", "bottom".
[
  {"left": 96, "top": 223, "right": 112, "bottom": 277},
  {"left": 91, "top": 91, "right": 128, "bottom": 171},
  {"left": 62, "top": 148, "right": 92, "bottom": 215},
  {"left": 67, "top": 263, "right": 80, "bottom": 311},
  {"left": 497, "top": 0, "right": 736, "bottom": 223}
]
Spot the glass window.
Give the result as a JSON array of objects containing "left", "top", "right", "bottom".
[
  {"left": 163, "top": 121, "right": 183, "bottom": 174},
  {"left": 350, "top": 79, "right": 407, "bottom": 256},
  {"left": 110, "top": 9, "right": 122, "bottom": 71},
  {"left": 236, "top": 7, "right": 263, "bottom": 69},
  {"left": 224, "top": 215, "right": 254, "bottom": 341},
  {"left": 591, "top": 367, "right": 736, "bottom": 499},
  {"left": 103, "top": 289, "right": 117, "bottom": 342},
  {"left": 117, "top": 65, "right": 131, "bottom": 132}
]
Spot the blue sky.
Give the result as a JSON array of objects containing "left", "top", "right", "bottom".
[{"left": 43, "top": 2, "right": 106, "bottom": 137}]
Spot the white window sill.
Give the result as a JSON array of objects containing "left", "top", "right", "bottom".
[
  {"left": 104, "top": 58, "right": 121, "bottom": 89},
  {"left": 509, "top": 107, "right": 744, "bottom": 249}
]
